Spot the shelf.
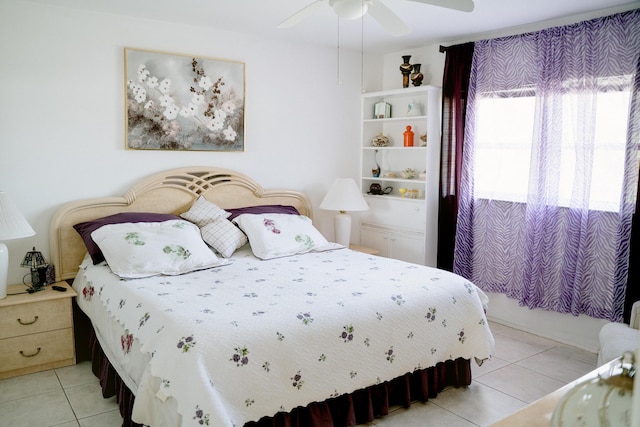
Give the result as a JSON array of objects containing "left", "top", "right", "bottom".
[
  {"left": 362, "top": 146, "right": 426, "bottom": 150},
  {"left": 363, "top": 194, "right": 425, "bottom": 202},
  {"left": 362, "top": 177, "right": 425, "bottom": 184},
  {"left": 362, "top": 87, "right": 430, "bottom": 99},
  {"left": 363, "top": 115, "right": 427, "bottom": 123}
]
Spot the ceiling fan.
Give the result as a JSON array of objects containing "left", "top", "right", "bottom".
[{"left": 277, "top": 0, "right": 474, "bottom": 37}]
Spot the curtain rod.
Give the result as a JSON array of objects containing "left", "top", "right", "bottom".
[{"left": 439, "top": 45, "right": 449, "bottom": 53}]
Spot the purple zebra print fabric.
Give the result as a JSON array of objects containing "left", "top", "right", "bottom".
[{"left": 454, "top": 9, "right": 640, "bottom": 321}]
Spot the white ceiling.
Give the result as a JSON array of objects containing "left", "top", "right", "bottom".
[{"left": 27, "top": 0, "right": 640, "bottom": 53}]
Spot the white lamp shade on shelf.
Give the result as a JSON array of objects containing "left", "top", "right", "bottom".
[
  {"left": 319, "top": 179, "right": 369, "bottom": 247},
  {"left": 0, "top": 191, "right": 35, "bottom": 299}
]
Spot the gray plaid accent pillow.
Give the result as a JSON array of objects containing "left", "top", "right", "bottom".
[
  {"left": 200, "top": 217, "right": 248, "bottom": 258},
  {"left": 180, "top": 196, "right": 230, "bottom": 227}
]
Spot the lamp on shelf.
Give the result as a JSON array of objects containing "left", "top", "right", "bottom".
[
  {"left": 0, "top": 191, "right": 36, "bottom": 299},
  {"left": 319, "top": 178, "right": 369, "bottom": 247},
  {"left": 21, "top": 247, "right": 48, "bottom": 292}
]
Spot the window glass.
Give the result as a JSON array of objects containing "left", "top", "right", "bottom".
[{"left": 473, "top": 82, "right": 631, "bottom": 212}]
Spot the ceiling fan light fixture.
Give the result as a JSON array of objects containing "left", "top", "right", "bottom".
[{"left": 329, "top": 0, "right": 373, "bottom": 20}]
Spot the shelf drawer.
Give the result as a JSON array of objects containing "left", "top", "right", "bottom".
[
  {"left": 0, "top": 298, "right": 72, "bottom": 339},
  {"left": 0, "top": 328, "right": 75, "bottom": 373}
]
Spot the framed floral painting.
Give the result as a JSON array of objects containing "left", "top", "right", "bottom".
[{"left": 125, "top": 48, "right": 245, "bottom": 151}]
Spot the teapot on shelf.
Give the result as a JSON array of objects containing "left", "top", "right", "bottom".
[{"left": 368, "top": 183, "right": 393, "bottom": 195}]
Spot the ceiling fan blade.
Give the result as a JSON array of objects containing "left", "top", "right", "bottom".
[
  {"left": 277, "top": 1, "right": 328, "bottom": 28},
  {"left": 368, "top": 0, "right": 410, "bottom": 37},
  {"left": 408, "top": 0, "right": 474, "bottom": 12}
]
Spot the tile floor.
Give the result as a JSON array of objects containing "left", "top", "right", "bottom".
[{"left": 0, "top": 322, "right": 599, "bottom": 427}]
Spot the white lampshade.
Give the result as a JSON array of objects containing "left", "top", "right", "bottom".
[
  {"left": 320, "top": 179, "right": 368, "bottom": 247},
  {"left": 319, "top": 179, "right": 369, "bottom": 213},
  {"left": 0, "top": 191, "right": 35, "bottom": 299}
]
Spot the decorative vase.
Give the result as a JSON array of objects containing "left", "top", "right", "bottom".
[
  {"left": 372, "top": 150, "right": 381, "bottom": 177},
  {"left": 403, "top": 125, "right": 414, "bottom": 147},
  {"left": 399, "top": 55, "right": 413, "bottom": 88},
  {"left": 406, "top": 100, "right": 422, "bottom": 117},
  {"left": 410, "top": 63, "right": 424, "bottom": 87}
]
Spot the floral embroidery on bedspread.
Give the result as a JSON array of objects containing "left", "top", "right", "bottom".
[{"left": 77, "top": 248, "right": 494, "bottom": 427}]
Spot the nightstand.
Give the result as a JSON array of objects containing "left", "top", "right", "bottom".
[
  {"left": 349, "top": 244, "right": 380, "bottom": 255},
  {"left": 0, "top": 282, "right": 77, "bottom": 379}
]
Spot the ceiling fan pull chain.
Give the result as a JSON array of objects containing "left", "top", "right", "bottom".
[
  {"left": 337, "top": 14, "right": 341, "bottom": 85},
  {"left": 361, "top": 0, "right": 364, "bottom": 92}
]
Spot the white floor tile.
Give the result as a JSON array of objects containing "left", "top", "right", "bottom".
[
  {"left": 471, "top": 355, "right": 510, "bottom": 379},
  {"left": 492, "top": 333, "right": 556, "bottom": 363},
  {"left": 475, "top": 364, "right": 565, "bottom": 404},
  {"left": 0, "top": 369, "right": 62, "bottom": 403},
  {"left": 516, "top": 347, "right": 597, "bottom": 384},
  {"left": 52, "top": 422, "right": 81, "bottom": 427},
  {"left": 372, "top": 401, "right": 479, "bottom": 426},
  {"left": 0, "top": 389, "right": 76, "bottom": 427},
  {"left": 56, "top": 361, "right": 98, "bottom": 389},
  {"left": 431, "top": 382, "right": 527, "bottom": 426},
  {"left": 64, "top": 382, "right": 119, "bottom": 420},
  {"left": 78, "top": 409, "right": 124, "bottom": 427}
]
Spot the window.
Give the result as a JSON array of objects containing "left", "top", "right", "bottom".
[{"left": 473, "top": 77, "right": 633, "bottom": 212}]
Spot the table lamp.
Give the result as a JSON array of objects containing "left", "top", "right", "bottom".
[
  {"left": 319, "top": 178, "right": 369, "bottom": 247},
  {"left": 0, "top": 191, "right": 35, "bottom": 299},
  {"left": 21, "top": 247, "right": 48, "bottom": 292}
]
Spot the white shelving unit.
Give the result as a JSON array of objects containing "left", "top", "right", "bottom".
[{"left": 359, "top": 86, "right": 441, "bottom": 266}]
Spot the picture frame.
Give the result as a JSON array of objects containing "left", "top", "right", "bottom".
[{"left": 124, "top": 47, "right": 245, "bottom": 151}]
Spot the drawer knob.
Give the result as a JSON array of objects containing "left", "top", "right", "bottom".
[
  {"left": 17, "top": 316, "right": 39, "bottom": 326},
  {"left": 19, "top": 347, "right": 42, "bottom": 358}
]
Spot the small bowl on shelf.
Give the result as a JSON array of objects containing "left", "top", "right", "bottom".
[{"left": 400, "top": 168, "right": 416, "bottom": 179}]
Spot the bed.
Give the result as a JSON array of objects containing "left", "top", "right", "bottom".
[{"left": 49, "top": 166, "right": 494, "bottom": 427}]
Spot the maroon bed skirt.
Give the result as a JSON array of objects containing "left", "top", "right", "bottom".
[{"left": 88, "top": 328, "right": 472, "bottom": 427}]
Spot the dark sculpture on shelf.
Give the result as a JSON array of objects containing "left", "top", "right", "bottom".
[
  {"left": 411, "top": 64, "right": 423, "bottom": 87},
  {"left": 399, "top": 55, "right": 413, "bottom": 88}
]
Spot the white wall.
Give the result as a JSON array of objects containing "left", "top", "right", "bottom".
[{"left": 0, "top": 0, "right": 383, "bottom": 285}]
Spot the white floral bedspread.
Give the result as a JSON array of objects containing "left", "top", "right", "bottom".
[{"left": 76, "top": 247, "right": 494, "bottom": 427}]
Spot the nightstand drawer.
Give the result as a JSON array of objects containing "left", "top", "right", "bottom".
[
  {"left": 0, "top": 298, "right": 72, "bottom": 340},
  {"left": 0, "top": 328, "right": 75, "bottom": 374}
]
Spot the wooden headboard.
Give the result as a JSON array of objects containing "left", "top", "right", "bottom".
[{"left": 49, "top": 166, "right": 312, "bottom": 281}]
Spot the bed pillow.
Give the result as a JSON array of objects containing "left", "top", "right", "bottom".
[
  {"left": 226, "top": 205, "right": 300, "bottom": 221},
  {"left": 90, "top": 219, "right": 228, "bottom": 279},
  {"left": 233, "top": 213, "right": 341, "bottom": 260},
  {"left": 74, "top": 212, "right": 181, "bottom": 264},
  {"left": 200, "top": 217, "right": 248, "bottom": 258},
  {"left": 180, "top": 196, "right": 230, "bottom": 227}
]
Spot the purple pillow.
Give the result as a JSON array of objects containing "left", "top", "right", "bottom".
[
  {"left": 74, "top": 212, "right": 180, "bottom": 264},
  {"left": 225, "top": 205, "right": 300, "bottom": 221}
]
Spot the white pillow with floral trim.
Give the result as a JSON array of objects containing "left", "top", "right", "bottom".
[
  {"left": 233, "top": 213, "right": 343, "bottom": 260},
  {"left": 91, "top": 219, "right": 228, "bottom": 278}
]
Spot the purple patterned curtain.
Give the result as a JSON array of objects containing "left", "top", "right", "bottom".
[{"left": 454, "top": 10, "right": 640, "bottom": 321}]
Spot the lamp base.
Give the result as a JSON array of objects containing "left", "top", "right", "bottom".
[
  {"left": 0, "top": 243, "right": 8, "bottom": 299},
  {"left": 334, "top": 212, "right": 352, "bottom": 247}
]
